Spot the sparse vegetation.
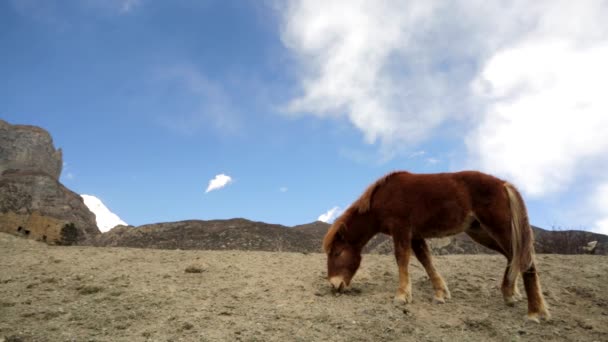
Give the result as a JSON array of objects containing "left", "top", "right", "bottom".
[
  {"left": 59, "top": 222, "right": 79, "bottom": 246},
  {"left": 184, "top": 265, "right": 206, "bottom": 273},
  {"left": 76, "top": 285, "right": 103, "bottom": 295},
  {"left": 534, "top": 226, "right": 596, "bottom": 254},
  {"left": 180, "top": 322, "right": 194, "bottom": 331},
  {"left": 0, "top": 300, "right": 16, "bottom": 307}
]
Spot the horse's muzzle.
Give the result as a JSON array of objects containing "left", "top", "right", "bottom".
[{"left": 329, "top": 276, "right": 346, "bottom": 291}]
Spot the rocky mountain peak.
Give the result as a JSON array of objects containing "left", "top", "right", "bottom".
[
  {"left": 0, "top": 119, "right": 63, "bottom": 180},
  {"left": 0, "top": 120, "right": 99, "bottom": 244}
]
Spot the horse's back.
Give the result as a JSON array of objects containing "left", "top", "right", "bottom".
[{"left": 371, "top": 171, "right": 510, "bottom": 238}]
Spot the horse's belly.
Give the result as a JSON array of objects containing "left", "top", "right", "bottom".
[{"left": 415, "top": 213, "right": 475, "bottom": 239}]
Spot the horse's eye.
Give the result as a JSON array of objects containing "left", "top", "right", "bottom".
[{"left": 332, "top": 250, "right": 343, "bottom": 257}]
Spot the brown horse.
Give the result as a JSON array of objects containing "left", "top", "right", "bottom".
[{"left": 323, "top": 171, "right": 550, "bottom": 322}]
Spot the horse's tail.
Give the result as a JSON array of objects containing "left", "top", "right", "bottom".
[{"left": 504, "top": 183, "right": 535, "bottom": 282}]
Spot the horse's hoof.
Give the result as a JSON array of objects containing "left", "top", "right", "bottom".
[
  {"left": 526, "top": 313, "right": 540, "bottom": 323},
  {"left": 504, "top": 296, "right": 517, "bottom": 307},
  {"left": 394, "top": 293, "right": 412, "bottom": 305},
  {"left": 432, "top": 296, "right": 446, "bottom": 304},
  {"left": 444, "top": 289, "right": 452, "bottom": 300},
  {"left": 437, "top": 287, "right": 451, "bottom": 300},
  {"left": 526, "top": 309, "right": 550, "bottom": 323},
  {"left": 393, "top": 297, "right": 411, "bottom": 305}
]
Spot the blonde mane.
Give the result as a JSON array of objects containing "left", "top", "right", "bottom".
[{"left": 322, "top": 172, "right": 399, "bottom": 253}]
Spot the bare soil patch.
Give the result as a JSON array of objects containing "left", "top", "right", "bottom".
[{"left": 1, "top": 233, "right": 606, "bottom": 341}]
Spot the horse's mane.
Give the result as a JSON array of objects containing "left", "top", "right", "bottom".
[{"left": 322, "top": 171, "right": 401, "bottom": 253}]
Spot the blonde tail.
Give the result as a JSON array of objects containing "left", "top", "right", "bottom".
[{"left": 504, "top": 183, "right": 534, "bottom": 283}]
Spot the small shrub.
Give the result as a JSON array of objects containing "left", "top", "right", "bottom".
[
  {"left": 185, "top": 265, "right": 206, "bottom": 273},
  {"left": 77, "top": 285, "right": 103, "bottom": 295},
  {"left": 59, "top": 223, "right": 79, "bottom": 246},
  {"left": 0, "top": 301, "right": 16, "bottom": 307},
  {"left": 181, "top": 322, "right": 194, "bottom": 331}
]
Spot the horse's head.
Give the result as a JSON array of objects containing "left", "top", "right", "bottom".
[{"left": 325, "top": 230, "right": 362, "bottom": 291}]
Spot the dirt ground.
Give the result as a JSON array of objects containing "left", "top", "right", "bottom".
[{"left": 1, "top": 233, "right": 607, "bottom": 342}]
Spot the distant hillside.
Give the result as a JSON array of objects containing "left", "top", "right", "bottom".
[
  {"left": 85, "top": 218, "right": 323, "bottom": 253},
  {"left": 533, "top": 226, "right": 608, "bottom": 255},
  {"left": 292, "top": 221, "right": 332, "bottom": 236},
  {"left": 84, "top": 218, "right": 607, "bottom": 255}
]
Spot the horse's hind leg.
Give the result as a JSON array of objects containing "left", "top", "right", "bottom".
[
  {"left": 412, "top": 239, "right": 451, "bottom": 304},
  {"left": 465, "top": 225, "right": 521, "bottom": 306},
  {"left": 501, "top": 265, "right": 522, "bottom": 305},
  {"left": 522, "top": 262, "right": 550, "bottom": 322}
]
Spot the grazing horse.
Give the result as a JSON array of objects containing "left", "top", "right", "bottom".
[{"left": 323, "top": 171, "right": 550, "bottom": 322}]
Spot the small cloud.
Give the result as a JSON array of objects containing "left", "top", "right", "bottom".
[
  {"left": 594, "top": 218, "right": 608, "bottom": 236},
  {"left": 61, "top": 161, "right": 75, "bottom": 181},
  {"left": 590, "top": 183, "right": 608, "bottom": 235},
  {"left": 85, "top": 0, "right": 142, "bottom": 14},
  {"left": 279, "top": 186, "right": 288, "bottom": 193},
  {"left": 318, "top": 206, "right": 342, "bottom": 223},
  {"left": 409, "top": 150, "right": 426, "bottom": 158},
  {"left": 119, "top": 0, "right": 141, "bottom": 13},
  {"left": 426, "top": 158, "right": 440, "bottom": 165},
  {"left": 205, "top": 174, "right": 233, "bottom": 193}
]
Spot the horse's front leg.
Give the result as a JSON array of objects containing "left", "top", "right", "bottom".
[
  {"left": 412, "top": 239, "right": 451, "bottom": 304},
  {"left": 393, "top": 235, "right": 413, "bottom": 304}
]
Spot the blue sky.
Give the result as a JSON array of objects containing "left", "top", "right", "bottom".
[{"left": 2, "top": 1, "right": 608, "bottom": 234}]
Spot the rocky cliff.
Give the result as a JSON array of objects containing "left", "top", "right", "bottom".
[
  {"left": 0, "top": 120, "right": 63, "bottom": 179},
  {"left": 0, "top": 120, "right": 99, "bottom": 244}
]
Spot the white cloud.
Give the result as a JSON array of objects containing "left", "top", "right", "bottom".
[
  {"left": 409, "top": 151, "right": 426, "bottom": 158},
  {"left": 279, "top": 0, "right": 538, "bottom": 146},
  {"left": 318, "top": 206, "right": 342, "bottom": 223},
  {"left": 591, "top": 184, "right": 608, "bottom": 236},
  {"left": 279, "top": 186, "right": 288, "bottom": 193},
  {"left": 10, "top": 0, "right": 142, "bottom": 25},
  {"left": 468, "top": 19, "right": 608, "bottom": 196},
  {"left": 205, "top": 174, "right": 233, "bottom": 193},
  {"left": 594, "top": 218, "right": 608, "bottom": 236},
  {"left": 81, "top": 195, "right": 127, "bottom": 233},
  {"left": 85, "top": 0, "right": 142, "bottom": 14},
  {"left": 60, "top": 161, "right": 75, "bottom": 181},
  {"left": 119, "top": 0, "right": 140, "bottom": 13},
  {"left": 281, "top": 0, "right": 447, "bottom": 146}
]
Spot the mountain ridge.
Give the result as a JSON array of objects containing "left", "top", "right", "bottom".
[{"left": 85, "top": 218, "right": 607, "bottom": 255}]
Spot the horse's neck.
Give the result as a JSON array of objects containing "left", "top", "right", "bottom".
[{"left": 343, "top": 213, "right": 378, "bottom": 250}]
